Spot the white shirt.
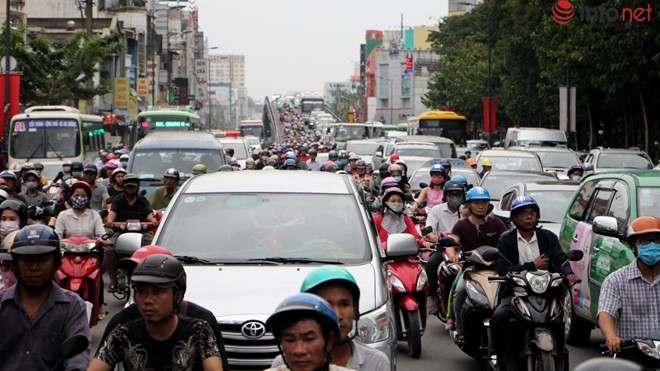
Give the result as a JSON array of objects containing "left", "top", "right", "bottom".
[
  {"left": 425, "top": 203, "right": 461, "bottom": 235},
  {"left": 517, "top": 230, "right": 540, "bottom": 265}
]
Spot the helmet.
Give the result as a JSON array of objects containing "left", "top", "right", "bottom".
[
  {"left": 325, "top": 163, "right": 339, "bottom": 172},
  {"left": 24, "top": 170, "right": 41, "bottom": 181},
  {"left": 266, "top": 293, "right": 340, "bottom": 340},
  {"left": 163, "top": 168, "right": 180, "bottom": 180},
  {"left": 465, "top": 187, "right": 491, "bottom": 202},
  {"left": 348, "top": 152, "right": 360, "bottom": 161},
  {"left": 355, "top": 160, "right": 367, "bottom": 169},
  {"left": 228, "top": 159, "right": 240, "bottom": 167},
  {"left": 285, "top": 151, "right": 296, "bottom": 160},
  {"left": 0, "top": 189, "right": 8, "bottom": 202},
  {"left": 192, "top": 164, "right": 207, "bottom": 174},
  {"left": 9, "top": 163, "right": 21, "bottom": 172},
  {"left": 118, "top": 245, "right": 174, "bottom": 274},
  {"left": 466, "top": 158, "right": 477, "bottom": 166},
  {"left": 284, "top": 159, "right": 297, "bottom": 167},
  {"left": 443, "top": 180, "right": 465, "bottom": 193},
  {"left": 627, "top": 216, "right": 660, "bottom": 243},
  {"left": 481, "top": 158, "right": 492, "bottom": 167},
  {"left": 0, "top": 170, "right": 16, "bottom": 180},
  {"left": 387, "top": 164, "right": 402, "bottom": 174},
  {"left": 260, "top": 150, "right": 270, "bottom": 157},
  {"left": 217, "top": 165, "right": 233, "bottom": 172},
  {"left": 105, "top": 160, "right": 120, "bottom": 170},
  {"left": 11, "top": 225, "right": 61, "bottom": 265},
  {"left": 567, "top": 164, "right": 584, "bottom": 175},
  {"left": 338, "top": 150, "right": 349, "bottom": 160},
  {"left": 300, "top": 266, "right": 360, "bottom": 304},
  {"left": 309, "top": 149, "right": 317, "bottom": 155},
  {"left": 131, "top": 254, "right": 186, "bottom": 292},
  {"left": 83, "top": 164, "right": 98, "bottom": 174},
  {"left": 70, "top": 181, "right": 92, "bottom": 198},
  {"left": 122, "top": 173, "right": 140, "bottom": 187},
  {"left": 106, "top": 153, "right": 117, "bottom": 160},
  {"left": 328, "top": 150, "right": 338, "bottom": 160},
  {"left": 120, "top": 154, "right": 130, "bottom": 161},
  {"left": 380, "top": 177, "right": 399, "bottom": 188},
  {"left": 389, "top": 153, "right": 400, "bottom": 163},
  {"left": 33, "top": 162, "right": 44, "bottom": 170},
  {"left": 112, "top": 168, "right": 127, "bottom": 178},
  {"left": 440, "top": 159, "right": 452, "bottom": 168},
  {"left": 0, "top": 199, "right": 28, "bottom": 227},
  {"left": 21, "top": 162, "right": 34, "bottom": 171},
  {"left": 429, "top": 164, "right": 446, "bottom": 175},
  {"left": 510, "top": 196, "right": 540, "bottom": 218},
  {"left": 245, "top": 158, "right": 255, "bottom": 164},
  {"left": 382, "top": 187, "right": 405, "bottom": 202},
  {"left": 451, "top": 175, "right": 468, "bottom": 184},
  {"left": 70, "top": 162, "right": 84, "bottom": 172}
]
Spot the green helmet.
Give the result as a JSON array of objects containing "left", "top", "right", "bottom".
[
  {"left": 300, "top": 266, "right": 360, "bottom": 304},
  {"left": 192, "top": 163, "right": 207, "bottom": 175}
]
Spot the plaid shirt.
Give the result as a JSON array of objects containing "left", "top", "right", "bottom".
[{"left": 597, "top": 259, "right": 660, "bottom": 340}]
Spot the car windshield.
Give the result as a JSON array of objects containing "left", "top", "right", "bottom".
[
  {"left": 480, "top": 173, "right": 555, "bottom": 200},
  {"left": 346, "top": 142, "right": 380, "bottom": 155},
  {"left": 525, "top": 190, "right": 576, "bottom": 223},
  {"left": 637, "top": 187, "right": 660, "bottom": 218},
  {"left": 597, "top": 153, "right": 653, "bottom": 169},
  {"left": 483, "top": 155, "right": 542, "bottom": 172},
  {"left": 158, "top": 193, "right": 370, "bottom": 263},
  {"left": 396, "top": 147, "right": 441, "bottom": 158},
  {"left": 130, "top": 149, "right": 224, "bottom": 180},
  {"left": 534, "top": 151, "right": 579, "bottom": 168}
]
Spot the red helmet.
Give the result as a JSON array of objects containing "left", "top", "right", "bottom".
[
  {"left": 106, "top": 153, "right": 117, "bottom": 160},
  {"left": 389, "top": 153, "right": 400, "bottom": 163},
  {"left": 627, "top": 216, "right": 660, "bottom": 243},
  {"left": 70, "top": 181, "right": 92, "bottom": 198},
  {"left": 117, "top": 245, "right": 173, "bottom": 272}
]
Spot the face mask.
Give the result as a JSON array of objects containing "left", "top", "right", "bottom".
[
  {"left": 340, "top": 159, "right": 348, "bottom": 166},
  {"left": 447, "top": 196, "right": 462, "bottom": 208},
  {"left": 571, "top": 175, "right": 581, "bottom": 182},
  {"left": 71, "top": 195, "right": 89, "bottom": 210},
  {"left": 25, "top": 182, "right": 38, "bottom": 191},
  {"left": 63, "top": 166, "right": 71, "bottom": 174},
  {"left": 72, "top": 171, "right": 82, "bottom": 178},
  {"left": 120, "top": 161, "right": 128, "bottom": 168},
  {"left": 386, "top": 202, "right": 405, "bottom": 214},
  {"left": 637, "top": 242, "right": 660, "bottom": 266},
  {"left": 394, "top": 176, "right": 402, "bottom": 183},
  {"left": 0, "top": 221, "right": 19, "bottom": 236}
]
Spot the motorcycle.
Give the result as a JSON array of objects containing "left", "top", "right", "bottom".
[
  {"left": 55, "top": 235, "right": 106, "bottom": 326},
  {"left": 110, "top": 220, "right": 156, "bottom": 300},
  {"left": 450, "top": 245, "right": 502, "bottom": 367},
  {"left": 384, "top": 233, "right": 429, "bottom": 359},
  {"left": 419, "top": 235, "right": 463, "bottom": 323},
  {"left": 595, "top": 331, "right": 660, "bottom": 371},
  {"left": 487, "top": 249, "right": 584, "bottom": 371}
]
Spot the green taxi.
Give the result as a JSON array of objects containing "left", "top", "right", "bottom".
[{"left": 559, "top": 170, "right": 660, "bottom": 345}]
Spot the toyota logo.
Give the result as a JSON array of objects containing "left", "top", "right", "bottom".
[{"left": 241, "top": 321, "right": 266, "bottom": 339}]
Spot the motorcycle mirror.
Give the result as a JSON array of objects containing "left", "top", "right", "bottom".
[
  {"left": 419, "top": 182, "right": 428, "bottom": 189},
  {"left": 404, "top": 194, "right": 414, "bottom": 202},
  {"left": 50, "top": 334, "right": 88, "bottom": 371},
  {"left": 487, "top": 203, "right": 494, "bottom": 214},
  {"left": 98, "top": 209, "right": 109, "bottom": 218},
  {"left": 479, "top": 246, "right": 500, "bottom": 262},
  {"left": 566, "top": 250, "right": 584, "bottom": 261},
  {"left": 418, "top": 200, "right": 427, "bottom": 209},
  {"left": 438, "top": 236, "right": 458, "bottom": 248},
  {"left": 420, "top": 226, "right": 433, "bottom": 236}
]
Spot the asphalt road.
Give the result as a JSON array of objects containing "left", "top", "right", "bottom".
[{"left": 92, "top": 286, "right": 606, "bottom": 370}]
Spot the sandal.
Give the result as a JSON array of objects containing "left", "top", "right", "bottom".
[
  {"left": 453, "top": 332, "right": 465, "bottom": 346},
  {"left": 98, "top": 311, "right": 108, "bottom": 321}
]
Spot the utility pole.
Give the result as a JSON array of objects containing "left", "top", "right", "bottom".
[
  {"left": 84, "top": 0, "right": 94, "bottom": 113},
  {"left": 4, "top": 0, "right": 11, "bottom": 141}
]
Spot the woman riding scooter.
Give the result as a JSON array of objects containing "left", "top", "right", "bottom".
[
  {"left": 412, "top": 164, "right": 447, "bottom": 211},
  {"left": 373, "top": 187, "right": 432, "bottom": 249}
]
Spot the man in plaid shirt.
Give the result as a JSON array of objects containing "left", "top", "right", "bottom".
[{"left": 598, "top": 216, "right": 660, "bottom": 353}]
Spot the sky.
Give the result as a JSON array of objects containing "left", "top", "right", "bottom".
[{"left": 195, "top": 0, "right": 448, "bottom": 101}]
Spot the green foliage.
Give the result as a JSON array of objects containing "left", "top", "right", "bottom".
[{"left": 0, "top": 28, "right": 123, "bottom": 106}]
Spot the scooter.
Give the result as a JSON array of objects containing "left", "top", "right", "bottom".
[
  {"left": 384, "top": 233, "right": 429, "bottom": 359},
  {"left": 111, "top": 220, "right": 156, "bottom": 300},
  {"left": 488, "top": 249, "right": 584, "bottom": 371},
  {"left": 55, "top": 235, "right": 106, "bottom": 326},
  {"left": 450, "top": 245, "right": 502, "bottom": 366},
  {"left": 593, "top": 331, "right": 660, "bottom": 371}
]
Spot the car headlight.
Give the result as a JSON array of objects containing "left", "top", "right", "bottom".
[
  {"left": 416, "top": 269, "right": 428, "bottom": 292},
  {"left": 356, "top": 303, "right": 391, "bottom": 344},
  {"left": 389, "top": 274, "right": 405, "bottom": 294},
  {"left": 526, "top": 272, "right": 551, "bottom": 294}
]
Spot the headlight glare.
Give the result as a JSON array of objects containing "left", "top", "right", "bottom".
[
  {"left": 526, "top": 272, "right": 551, "bottom": 294},
  {"left": 356, "top": 304, "right": 390, "bottom": 344}
]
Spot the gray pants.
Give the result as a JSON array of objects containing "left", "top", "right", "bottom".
[{"left": 452, "top": 275, "right": 467, "bottom": 333}]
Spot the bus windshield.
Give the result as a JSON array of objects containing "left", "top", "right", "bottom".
[
  {"left": 239, "top": 125, "right": 263, "bottom": 138},
  {"left": 419, "top": 119, "right": 467, "bottom": 145},
  {"left": 10, "top": 119, "right": 80, "bottom": 159},
  {"left": 135, "top": 113, "right": 197, "bottom": 143},
  {"left": 334, "top": 125, "right": 370, "bottom": 141},
  {"left": 301, "top": 99, "right": 324, "bottom": 113}
]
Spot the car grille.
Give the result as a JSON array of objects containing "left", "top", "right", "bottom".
[{"left": 220, "top": 321, "right": 279, "bottom": 370}]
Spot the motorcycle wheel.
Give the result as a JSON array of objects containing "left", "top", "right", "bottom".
[
  {"left": 562, "top": 290, "right": 592, "bottom": 346},
  {"left": 405, "top": 310, "right": 422, "bottom": 359},
  {"left": 528, "top": 350, "right": 554, "bottom": 371}
]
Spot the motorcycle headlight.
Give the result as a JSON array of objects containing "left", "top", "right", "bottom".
[
  {"left": 389, "top": 274, "right": 405, "bottom": 294},
  {"left": 356, "top": 303, "right": 391, "bottom": 344},
  {"left": 127, "top": 222, "right": 142, "bottom": 232},
  {"left": 62, "top": 243, "right": 86, "bottom": 253},
  {"left": 526, "top": 272, "right": 551, "bottom": 294},
  {"left": 416, "top": 269, "right": 428, "bottom": 292},
  {"left": 637, "top": 341, "right": 660, "bottom": 360}
]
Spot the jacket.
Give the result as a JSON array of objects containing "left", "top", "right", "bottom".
[{"left": 493, "top": 227, "right": 573, "bottom": 276}]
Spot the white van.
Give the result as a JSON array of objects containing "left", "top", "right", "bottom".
[{"left": 504, "top": 127, "right": 567, "bottom": 148}]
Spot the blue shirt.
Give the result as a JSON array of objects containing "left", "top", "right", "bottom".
[{"left": 0, "top": 281, "right": 91, "bottom": 371}]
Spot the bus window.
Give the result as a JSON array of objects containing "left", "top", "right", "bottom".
[{"left": 10, "top": 119, "right": 80, "bottom": 159}]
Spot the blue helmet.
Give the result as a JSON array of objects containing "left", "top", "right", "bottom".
[
  {"left": 284, "top": 159, "right": 297, "bottom": 167},
  {"left": 450, "top": 174, "right": 468, "bottom": 184},
  {"left": 266, "top": 293, "right": 340, "bottom": 339},
  {"left": 465, "top": 187, "right": 490, "bottom": 202},
  {"left": 440, "top": 159, "right": 451, "bottom": 168},
  {"left": 510, "top": 196, "right": 540, "bottom": 218},
  {"left": 430, "top": 164, "right": 446, "bottom": 175},
  {"left": 285, "top": 151, "right": 296, "bottom": 160}
]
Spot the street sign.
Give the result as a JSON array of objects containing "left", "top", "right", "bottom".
[
  {"left": 0, "top": 56, "right": 17, "bottom": 72},
  {"left": 137, "top": 78, "right": 149, "bottom": 96}
]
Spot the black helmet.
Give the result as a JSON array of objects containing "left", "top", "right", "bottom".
[
  {"left": 70, "top": 161, "right": 84, "bottom": 172},
  {"left": 328, "top": 150, "right": 338, "bottom": 160},
  {"left": 11, "top": 225, "right": 61, "bottom": 266},
  {"left": 122, "top": 173, "right": 140, "bottom": 187},
  {"left": 131, "top": 254, "right": 187, "bottom": 292},
  {"left": 443, "top": 180, "right": 465, "bottom": 193},
  {"left": 163, "top": 168, "right": 180, "bottom": 180},
  {"left": 325, "top": 163, "right": 339, "bottom": 172},
  {"left": 379, "top": 163, "right": 390, "bottom": 177},
  {"left": 83, "top": 164, "right": 98, "bottom": 174},
  {"left": 0, "top": 199, "right": 28, "bottom": 227},
  {"left": 355, "top": 160, "right": 367, "bottom": 169},
  {"left": 338, "top": 150, "right": 349, "bottom": 160},
  {"left": 567, "top": 164, "right": 584, "bottom": 175}
]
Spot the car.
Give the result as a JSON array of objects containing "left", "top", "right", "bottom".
[
  {"left": 119, "top": 171, "right": 398, "bottom": 370},
  {"left": 346, "top": 139, "right": 381, "bottom": 166},
  {"left": 475, "top": 149, "right": 544, "bottom": 173},
  {"left": 371, "top": 137, "right": 408, "bottom": 170},
  {"left": 403, "top": 135, "right": 457, "bottom": 158},
  {"left": 478, "top": 170, "right": 558, "bottom": 204},
  {"left": 559, "top": 170, "right": 660, "bottom": 346},
  {"left": 504, "top": 127, "right": 568, "bottom": 148},
  {"left": 492, "top": 181, "right": 579, "bottom": 236},
  {"left": 521, "top": 146, "right": 581, "bottom": 180},
  {"left": 217, "top": 137, "right": 250, "bottom": 168},
  {"left": 582, "top": 147, "right": 654, "bottom": 173},
  {"left": 127, "top": 131, "right": 226, "bottom": 199}
]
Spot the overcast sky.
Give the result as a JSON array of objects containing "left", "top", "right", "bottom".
[{"left": 195, "top": 0, "right": 448, "bottom": 101}]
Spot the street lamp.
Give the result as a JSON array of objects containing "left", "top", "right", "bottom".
[{"left": 378, "top": 76, "right": 394, "bottom": 124}]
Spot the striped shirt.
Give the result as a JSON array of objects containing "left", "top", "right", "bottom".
[{"left": 597, "top": 259, "right": 660, "bottom": 340}]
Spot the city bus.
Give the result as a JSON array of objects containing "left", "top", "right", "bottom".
[
  {"left": 300, "top": 96, "right": 325, "bottom": 113},
  {"left": 239, "top": 120, "right": 265, "bottom": 140},
  {"left": 326, "top": 122, "right": 385, "bottom": 149},
  {"left": 408, "top": 110, "right": 468, "bottom": 145},
  {"left": 8, "top": 105, "right": 105, "bottom": 181},
  {"left": 132, "top": 107, "right": 201, "bottom": 146}
]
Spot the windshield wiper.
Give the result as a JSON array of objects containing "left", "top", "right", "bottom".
[
  {"left": 46, "top": 141, "right": 63, "bottom": 161},
  {"left": 174, "top": 255, "right": 213, "bottom": 265},
  {"left": 249, "top": 257, "right": 342, "bottom": 265},
  {"left": 26, "top": 142, "right": 44, "bottom": 163}
]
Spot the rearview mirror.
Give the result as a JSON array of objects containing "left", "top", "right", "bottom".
[
  {"left": 59, "top": 334, "right": 88, "bottom": 359},
  {"left": 385, "top": 234, "right": 418, "bottom": 258},
  {"left": 420, "top": 226, "right": 433, "bottom": 236},
  {"left": 478, "top": 246, "right": 500, "bottom": 262},
  {"left": 115, "top": 233, "right": 143, "bottom": 257},
  {"left": 592, "top": 216, "right": 619, "bottom": 238},
  {"left": 419, "top": 182, "right": 428, "bottom": 189},
  {"left": 375, "top": 151, "right": 383, "bottom": 158},
  {"left": 582, "top": 163, "right": 594, "bottom": 171}
]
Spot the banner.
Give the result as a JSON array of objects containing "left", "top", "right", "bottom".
[
  {"left": 137, "top": 78, "right": 149, "bottom": 96},
  {"left": 128, "top": 96, "right": 138, "bottom": 116},
  {"left": 114, "top": 77, "right": 130, "bottom": 109},
  {"left": 194, "top": 59, "right": 208, "bottom": 101}
]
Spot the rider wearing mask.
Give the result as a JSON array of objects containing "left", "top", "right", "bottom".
[
  {"left": 20, "top": 170, "right": 49, "bottom": 207},
  {"left": 598, "top": 216, "right": 660, "bottom": 354},
  {"left": 352, "top": 160, "right": 371, "bottom": 189},
  {"left": 387, "top": 163, "right": 411, "bottom": 195},
  {"left": 413, "top": 164, "right": 447, "bottom": 210},
  {"left": 70, "top": 161, "right": 84, "bottom": 180},
  {"left": 490, "top": 196, "right": 579, "bottom": 368},
  {"left": 0, "top": 200, "right": 28, "bottom": 293},
  {"left": 99, "top": 160, "right": 120, "bottom": 188},
  {"left": 150, "top": 168, "right": 180, "bottom": 210},
  {"left": 567, "top": 164, "right": 584, "bottom": 182},
  {"left": 271, "top": 266, "right": 389, "bottom": 370},
  {"left": 51, "top": 160, "right": 73, "bottom": 184},
  {"left": 245, "top": 158, "right": 257, "bottom": 170},
  {"left": 119, "top": 154, "right": 129, "bottom": 169},
  {"left": 373, "top": 187, "right": 432, "bottom": 249}
]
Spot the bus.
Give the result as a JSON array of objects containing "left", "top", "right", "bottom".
[
  {"left": 132, "top": 107, "right": 201, "bottom": 146},
  {"left": 300, "top": 96, "right": 324, "bottom": 113},
  {"left": 408, "top": 110, "right": 468, "bottom": 145},
  {"left": 239, "top": 120, "right": 265, "bottom": 140},
  {"left": 8, "top": 105, "right": 105, "bottom": 180},
  {"left": 327, "top": 122, "right": 385, "bottom": 149}
]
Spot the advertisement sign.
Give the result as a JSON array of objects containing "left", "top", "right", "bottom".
[
  {"left": 137, "top": 78, "right": 149, "bottom": 96},
  {"left": 194, "top": 59, "right": 208, "bottom": 101},
  {"left": 114, "top": 77, "right": 130, "bottom": 109}
]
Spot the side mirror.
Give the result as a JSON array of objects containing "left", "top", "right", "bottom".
[
  {"left": 115, "top": 233, "right": 143, "bottom": 257},
  {"left": 98, "top": 209, "right": 109, "bottom": 218},
  {"left": 385, "top": 233, "right": 418, "bottom": 258},
  {"left": 59, "top": 334, "right": 89, "bottom": 358},
  {"left": 566, "top": 249, "right": 584, "bottom": 261},
  {"left": 139, "top": 189, "right": 147, "bottom": 197},
  {"left": 592, "top": 216, "right": 619, "bottom": 238},
  {"left": 478, "top": 246, "right": 500, "bottom": 262},
  {"left": 582, "top": 163, "right": 594, "bottom": 172},
  {"left": 404, "top": 194, "right": 414, "bottom": 202},
  {"left": 439, "top": 236, "right": 459, "bottom": 248},
  {"left": 420, "top": 226, "right": 433, "bottom": 236},
  {"left": 419, "top": 182, "right": 428, "bottom": 189},
  {"left": 375, "top": 151, "right": 383, "bottom": 158}
]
